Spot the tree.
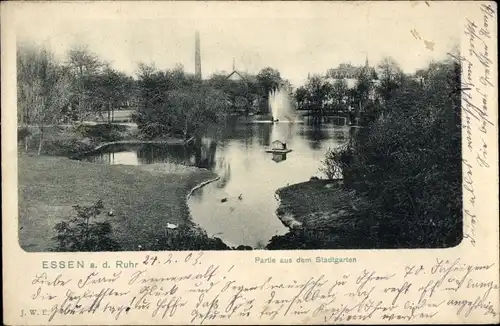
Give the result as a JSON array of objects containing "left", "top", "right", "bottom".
[
  {"left": 256, "top": 67, "right": 283, "bottom": 113},
  {"left": 355, "top": 68, "right": 372, "bottom": 105},
  {"left": 330, "top": 79, "right": 349, "bottom": 113},
  {"left": 85, "top": 68, "right": 134, "bottom": 123},
  {"left": 304, "top": 75, "right": 328, "bottom": 113},
  {"left": 134, "top": 65, "right": 229, "bottom": 139},
  {"left": 66, "top": 45, "right": 107, "bottom": 121},
  {"left": 376, "top": 57, "right": 404, "bottom": 103},
  {"left": 206, "top": 72, "right": 265, "bottom": 115},
  {"left": 322, "top": 55, "right": 462, "bottom": 247},
  {"left": 17, "top": 43, "right": 40, "bottom": 126},
  {"left": 17, "top": 43, "right": 71, "bottom": 154},
  {"left": 294, "top": 86, "right": 308, "bottom": 110},
  {"left": 256, "top": 67, "right": 282, "bottom": 95},
  {"left": 173, "top": 85, "right": 229, "bottom": 139}
]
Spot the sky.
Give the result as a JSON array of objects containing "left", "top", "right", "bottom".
[{"left": 14, "top": 1, "right": 463, "bottom": 87}]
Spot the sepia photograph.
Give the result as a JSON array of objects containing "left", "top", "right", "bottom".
[
  {"left": 3, "top": 2, "right": 499, "bottom": 325},
  {"left": 15, "top": 2, "right": 465, "bottom": 253}
]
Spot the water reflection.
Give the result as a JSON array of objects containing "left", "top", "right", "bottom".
[
  {"left": 258, "top": 123, "right": 272, "bottom": 147},
  {"left": 271, "top": 153, "right": 287, "bottom": 163},
  {"left": 80, "top": 121, "right": 352, "bottom": 248},
  {"left": 193, "top": 137, "right": 217, "bottom": 169},
  {"left": 299, "top": 124, "right": 348, "bottom": 150},
  {"left": 215, "top": 159, "right": 231, "bottom": 189},
  {"left": 137, "top": 144, "right": 191, "bottom": 165}
]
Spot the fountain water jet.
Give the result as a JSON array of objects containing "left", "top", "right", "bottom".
[{"left": 269, "top": 87, "right": 297, "bottom": 123}]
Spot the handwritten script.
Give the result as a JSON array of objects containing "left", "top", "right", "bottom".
[
  {"left": 21, "top": 254, "right": 499, "bottom": 324},
  {"left": 452, "top": 3, "right": 496, "bottom": 247},
  {"left": 14, "top": 3, "right": 500, "bottom": 326}
]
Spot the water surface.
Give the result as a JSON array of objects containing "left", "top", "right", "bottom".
[{"left": 81, "top": 120, "right": 352, "bottom": 248}]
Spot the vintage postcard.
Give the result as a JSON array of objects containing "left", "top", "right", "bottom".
[{"left": 2, "top": 1, "right": 499, "bottom": 324}]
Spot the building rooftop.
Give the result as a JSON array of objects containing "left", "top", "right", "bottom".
[
  {"left": 226, "top": 70, "right": 246, "bottom": 81},
  {"left": 326, "top": 63, "right": 377, "bottom": 80}
]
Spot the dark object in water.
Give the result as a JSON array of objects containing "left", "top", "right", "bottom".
[
  {"left": 266, "top": 140, "right": 292, "bottom": 154},
  {"left": 221, "top": 198, "right": 228, "bottom": 203},
  {"left": 238, "top": 194, "right": 243, "bottom": 200},
  {"left": 310, "top": 176, "right": 319, "bottom": 181},
  {"left": 272, "top": 153, "right": 287, "bottom": 163}
]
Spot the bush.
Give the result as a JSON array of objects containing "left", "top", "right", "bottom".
[
  {"left": 40, "top": 138, "right": 94, "bottom": 156},
  {"left": 75, "top": 123, "right": 127, "bottom": 141},
  {"left": 322, "top": 58, "right": 462, "bottom": 247},
  {"left": 138, "top": 122, "right": 172, "bottom": 140},
  {"left": 320, "top": 139, "right": 355, "bottom": 180},
  {"left": 18, "top": 127, "right": 32, "bottom": 142},
  {"left": 135, "top": 66, "right": 229, "bottom": 140},
  {"left": 151, "top": 225, "right": 230, "bottom": 250},
  {"left": 52, "top": 200, "right": 121, "bottom": 252}
]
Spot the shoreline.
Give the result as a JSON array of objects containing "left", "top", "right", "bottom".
[
  {"left": 275, "top": 178, "right": 348, "bottom": 229},
  {"left": 270, "top": 178, "right": 462, "bottom": 249},
  {"left": 274, "top": 190, "right": 303, "bottom": 230},
  {"left": 186, "top": 175, "right": 221, "bottom": 200},
  {"left": 18, "top": 153, "right": 228, "bottom": 251},
  {"left": 18, "top": 124, "right": 231, "bottom": 251},
  {"left": 71, "top": 136, "right": 195, "bottom": 159},
  {"left": 21, "top": 123, "right": 195, "bottom": 158},
  {"left": 267, "top": 178, "right": 372, "bottom": 249}
]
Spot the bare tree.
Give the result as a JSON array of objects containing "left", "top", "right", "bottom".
[
  {"left": 17, "top": 43, "right": 71, "bottom": 154},
  {"left": 377, "top": 57, "right": 402, "bottom": 81},
  {"left": 376, "top": 57, "right": 404, "bottom": 103},
  {"left": 66, "top": 45, "right": 107, "bottom": 121}
]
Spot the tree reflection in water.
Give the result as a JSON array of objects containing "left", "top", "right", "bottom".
[
  {"left": 301, "top": 124, "right": 329, "bottom": 150},
  {"left": 215, "top": 158, "right": 231, "bottom": 189},
  {"left": 136, "top": 144, "right": 192, "bottom": 165},
  {"left": 193, "top": 136, "right": 217, "bottom": 170}
]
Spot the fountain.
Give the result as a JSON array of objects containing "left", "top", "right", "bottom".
[{"left": 268, "top": 87, "right": 297, "bottom": 123}]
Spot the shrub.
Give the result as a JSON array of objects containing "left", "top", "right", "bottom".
[
  {"left": 151, "top": 225, "right": 230, "bottom": 250},
  {"left": 75, "top": 123, "right": 128, "bottom": 141},
  {"left": 18, "top": 127, "right": 32, "bottom": 142},
  {"left": 321, "top": 58, "right": 462, "bottom": 247},
  {"left": 138, "top": 122, "right": 172, "bottom": 140},
  {"left": 320, "top": 139, "right": 355, "bottom": 180},
  {"left": 135, "top": 66, "right": 230, "bottom": 140},
  {"left": 42, "top": 139, "right": 94, "bottom": 156},
  {"left": 52, "top": 200, "right": 121, "bottom": 252}
]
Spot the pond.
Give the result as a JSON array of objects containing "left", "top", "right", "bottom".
[{"left": 80, "top": 119, "right": 353, "bottom": 248}]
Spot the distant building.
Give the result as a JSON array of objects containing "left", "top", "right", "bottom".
[
  {"left": 225, "top": 58, "right": 248, "bottom": 82},
  {"left": 226, "top": 70, "right": 246, "bottom": 82},
  {"left": 223, "top": 60, "right": 265, "bottom": 112},
  {"left": 326, "top": 63, "right": 364, "bottom": 88},
  {"left": 325, "top": 59, "right": 380, "bottom": 102}
]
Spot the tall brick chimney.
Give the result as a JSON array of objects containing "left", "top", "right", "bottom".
[{"left": 195, "top": 30, "right": 201, "bottom": 79}]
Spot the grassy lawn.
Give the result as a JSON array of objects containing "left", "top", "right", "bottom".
[
  {"left": 18, "top": 153, "right": 220, "bottom": 252},
  {"left": 276, "top": 179, "right": 368, "bottom": 227},
  {"left": 269, "top": 180, "right": 388, "bottom": 249}
]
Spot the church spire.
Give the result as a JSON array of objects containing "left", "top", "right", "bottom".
[{"left": 232, "top": 58, "right": 236, "bottom": 71}]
